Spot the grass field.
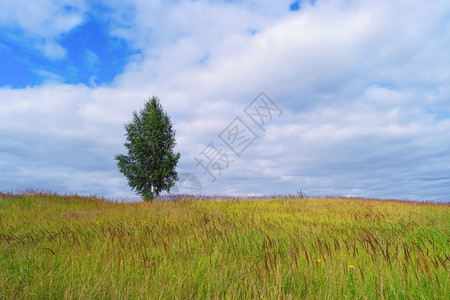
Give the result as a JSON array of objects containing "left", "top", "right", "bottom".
[{"left": 0, "top": 192, "right": 448, "bottom": 299}]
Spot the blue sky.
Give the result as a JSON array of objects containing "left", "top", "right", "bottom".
[
  {"left": 0, "top": 4, "right": 137, "bottom": 87},
  {"left": 0, "top": 0, "right": 449, "bottom": 201}
]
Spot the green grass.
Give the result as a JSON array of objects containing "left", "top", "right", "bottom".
[{"left": 0, "top": 192, "right": 448, "bottom": 299}]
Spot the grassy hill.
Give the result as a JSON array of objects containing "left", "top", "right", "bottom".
[{"left": 0, "top": 192, "right": 448, "bottom": 299}]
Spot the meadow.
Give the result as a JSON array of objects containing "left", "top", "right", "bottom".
[{"left": 0, "top": 192, "right": 448, "bottom": 299}]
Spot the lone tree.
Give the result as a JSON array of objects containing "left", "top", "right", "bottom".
[{"left": 115, "top": 96, "right": 180, "bottom": 201}]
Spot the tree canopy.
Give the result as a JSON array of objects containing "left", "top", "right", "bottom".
[{"left": 115, "top": 96, "right": 180, "bottom": 200}]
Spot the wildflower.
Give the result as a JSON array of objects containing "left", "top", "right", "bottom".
[
  {"left": 348, "top": 265, "right": 356, "bottom": 269},
  {"left": 316, "top": 259, "right": 322, "bottom": 263}
]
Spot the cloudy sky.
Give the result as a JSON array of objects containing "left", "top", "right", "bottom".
[{"left": 1, "top": 0, "right": 449, "bottom": 201}]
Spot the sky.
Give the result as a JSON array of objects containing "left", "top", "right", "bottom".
[{"left": 0, "top": 0, "right": 449, "bottom": 202}]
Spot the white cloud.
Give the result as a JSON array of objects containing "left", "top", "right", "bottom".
[
  {"left": 82, "top": 49, "right": 100, "bottom": 69},
  {"left": 39, "top": 39, "right": 67, "bottom": 60},
  {"left": 0, "top": 0, "right": 86, "bottom": 59},
  {"left": 0, "top": 0, "right": 86, "bottom": 36},
  {"left": 1, "top": 0, "right": 449, "bottom": 201}
]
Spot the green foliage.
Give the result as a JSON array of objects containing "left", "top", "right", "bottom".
[
  {"left": 115, "top": 96, "right": 180, "bottom": 200},
  {"left": 0, "top": 193, "right": 449, "bottom": 299}
]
